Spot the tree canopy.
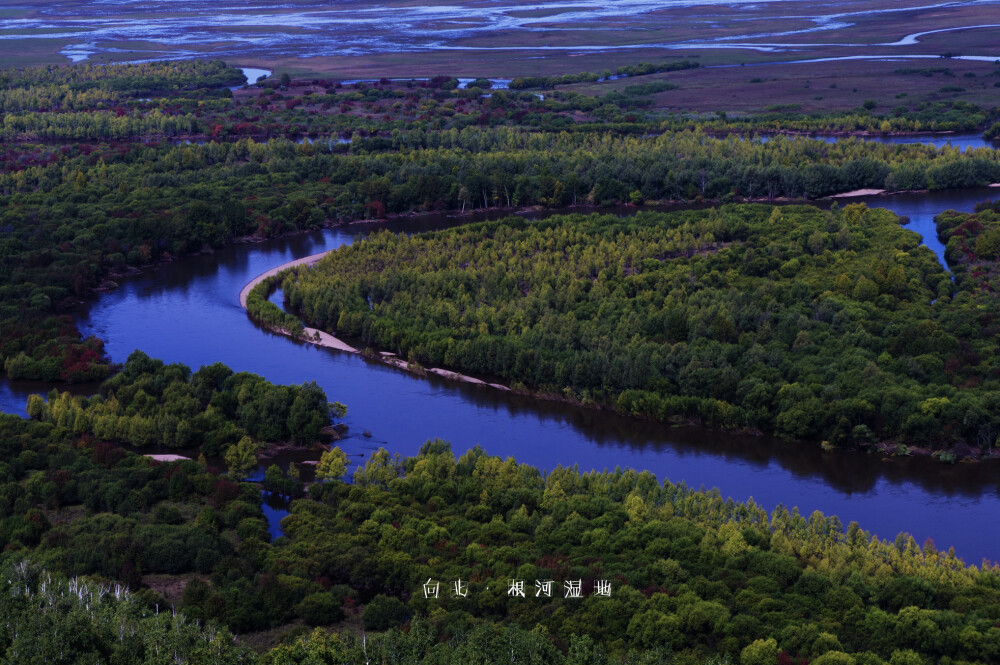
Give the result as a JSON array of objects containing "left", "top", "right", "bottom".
[{"left": 282, "top": 204, "right": 1000, "bottom": 453}]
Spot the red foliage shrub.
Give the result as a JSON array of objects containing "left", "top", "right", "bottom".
[
  {"left": 93, "top": 442, "right": 126, "bottom": 467},
  {"left": 211, "top": 479, "right": 241, "bottom": 507}
]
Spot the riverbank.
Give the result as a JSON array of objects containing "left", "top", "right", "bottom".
[
  {"left": 333, "top": 183, "right": 965, "bottom": 228},
  {"left": 829, "top": 188, "right": 887, "bottom": 198},
  {"left": 239, "top": 253, "right": 510, "bottom": 389}
]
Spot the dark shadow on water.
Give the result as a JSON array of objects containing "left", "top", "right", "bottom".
[
  {"left": 260, "top": 491, "right": 291, "bottom": 541},
  {"left": 411, "top": 366, "right": 1000, "bottom": 498},
  {"left": 0, "top": 374, "right": 102, "bottom": 418}
]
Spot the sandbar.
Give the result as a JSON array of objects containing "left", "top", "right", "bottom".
[
  {"left": 828, "top": 188, "right": 886, "bottom": 198},
  {"left": 239, "top": 251, "right": 506, "bottom": 388},
  {"left": 144, "top": 454, "right": 192, "bottom": 462}
]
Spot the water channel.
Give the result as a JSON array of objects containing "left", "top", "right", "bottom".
[{"left": 2, "top": 175, "right": 998, "bottom": 557}]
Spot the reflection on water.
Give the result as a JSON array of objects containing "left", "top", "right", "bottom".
[
  {"left": 879, "top": 133, "right": 999, "bottom": 152},
  {"left": 856, "top": 187, "right": 996, "bottom": 268},
  {"left": 237, "top": 67, "right": 271, "bottom": 84},
  {"left": 763, "top": 133, "right": 999, "bottom": 153},
  {"left": 3, "top": 192, "right": 1000, "bottom": 562},
  {"left": 260, "top": 491, "right": 291, "bottom": 541},
  {"left": 0, "top": 376, "right": 100, "bottom": 419},
  {"left": 243, "top": 455, "right": 318, "bottom": 540}
]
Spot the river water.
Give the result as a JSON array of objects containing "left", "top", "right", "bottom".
[
  {"left": 1, "top": 185, "right": 997, "bottom": 558},
  {"left": 768, "top": 133, "right": 1000, "bottom": 153}
]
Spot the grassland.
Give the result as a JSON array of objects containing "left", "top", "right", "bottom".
[
  {"left": 0, "top": 38, "right": 79, "bottom": 68},
  {"left": 565, "top": 58, "right": 1000, "bottom": 114}
]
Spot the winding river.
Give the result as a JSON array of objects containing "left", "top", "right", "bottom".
[{"left": 3, "top": 181, "right": 998, "bottom": 559}]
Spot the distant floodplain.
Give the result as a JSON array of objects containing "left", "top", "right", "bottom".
[{"left": 3, "top": 0, "right": 1000, "bottom": 76}]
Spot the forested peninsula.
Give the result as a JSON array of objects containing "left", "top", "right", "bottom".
[{"left": 277, "top": 204, "right": 1000, "bottom": 456}]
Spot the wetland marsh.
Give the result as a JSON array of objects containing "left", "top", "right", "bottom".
[{"left": 4, "top": 0, "right": 1000, "bottom": 78}]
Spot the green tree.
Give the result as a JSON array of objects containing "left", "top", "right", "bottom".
[
  {"left": 888, "top": 651, "right": 923, "bottom": 665},
  {"left": 975, "top": 228, "right": 1000, "bottom": 259},
  {"left": 316, "top": 446, "right": 348, "bottom": 482},
  {"left": 812, "top": 653, "right": 856, "bottom": 665},
  {"left": 25, "top": 394, "right": 45, "bottom": 420},
  {"left": 742, "top": 638, "right": 778, "bottom": 665},
  {"left": 225, "top": 435, "right": 258, "bottom": 481},
  {"left": 295, "top": 592, "right": 346, "bottom": 626},
  {"left": 361, "top": 594, "right": 408, "bottom": 631},
  {"left": 287, "top": 381, "right": 328, "bottom": 444}
]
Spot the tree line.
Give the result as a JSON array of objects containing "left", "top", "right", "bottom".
[{"left": 26, "top": 351, "right": 341, "bottom": 454}]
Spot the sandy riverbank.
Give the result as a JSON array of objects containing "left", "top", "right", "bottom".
[
  {"left": 239, "top": 252, "right": 509, "bottom": 389},
  {"left": 238, "top": 251, "right": 359, "bottom": 354},
  {"left": 829, "top": 188, "right": 886, "bottom": 198},
  {"left": 144, "top": 454, "right": 192, "bottom": 462},
  {"left": 238, "top": 250, "right": 329, "bottom": 309}
]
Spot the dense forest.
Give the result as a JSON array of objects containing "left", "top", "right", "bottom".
[
  {"left": 3, "top": 428, "right": 1000, "bottom": 663},
  {"left": 280, "top": 205, "right": 1000, "bottom": 454},
  {"left": 936, "top": 201, "right": 1000, "bottom": 292},
  {"left": 26, "top": 351, "right": 344, "bottom": 455}
]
